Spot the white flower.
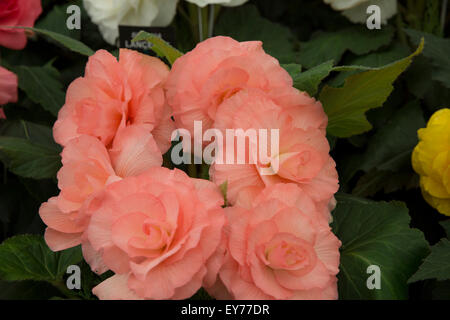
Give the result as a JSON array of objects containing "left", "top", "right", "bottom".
[
  {"left": 184, "top": 0, "right": 249, "bottom": 8},
  {"left": 83, "top": 0, "right": 179, "bottom": 45},
  {"left": 324, "top": 0, "right": 397, "bottom": 24}
]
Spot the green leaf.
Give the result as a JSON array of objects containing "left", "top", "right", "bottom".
[
  {"left": 329, "top": 43, "right": 411, "bottom": 87},
  {"left": 406, "top": 29, "right": 450, "bottom": 88},
  {"left": 332, "top": 194, "right": 429, "bottom": 299},
  {"left": 0, "top": 280, "right": 60, "bottom": 300},
  {"left": 0, "top": 136, "right": 61, "bottom": 179},
  {"left": 358, "top": 101, "right": 425, "bottom": 173},
  {"left": 132, "top": 31, "right": 183, "bottom": 65},
  {"left": 352, "top": 169, "right": 419, "bottom": 198},
  {"left": 215, "top": 5, "right": 296, "bottom": 63},
  {"left": 282, "top": 64, "right": 302, "bottom": 79},
  {"left": 351, "top": 170, "right": 388, "bottom": 197},
  {"left": 0, "top": 235, "right": 82, "bottom": 282},
  {"left": 0, "top": 120, "right": 59, "bottom": 150},
  {"left": 26, "top": 27, "right": 94, "bottom": 56},
  {"left": 349, "top": 44, "right": 411, "bottom": 68},
  {"left": 344, "top": 100, "right": 424, "bottom": 192},
  {"left": 320, "top": 39, "right": 424, "bottom": 138},
  {"left": 409, "top": 239, "right": 450, "bottom": 283},
  {"left": 12, "top": 64, "right": 65, "bottom": 116},
  {"left": 299, "top": 26, "right": 394, "bottom": 69},
  {"left": 289, "top": 60, "right": 334, "bottom": 96}
]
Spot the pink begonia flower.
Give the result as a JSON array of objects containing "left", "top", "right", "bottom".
[
  {"left": 40, "top": 125, "right": 162, "bottom": 272},
  {"left": 0, "top": 66, "right": 19, "bottom": 119},
  {"left": 0, "top": 0, "right": 42, "bottom": 50},
  {"left": 210, "top": 89, "right": 339, "bottom": 213},
  {"left": 207, "top": 183, "right": 341, "bottom": 300},
  {"left": 165, "top": 36, "right": 300, "bottom": 136},
  {"left": 86, "top": 167, "right": 225, "bottom": 300},
  {"left": 53, "top": 49, "right": 175, "bottom": 154}
]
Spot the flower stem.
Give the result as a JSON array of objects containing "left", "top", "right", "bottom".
[
  {"left": 197, "top": 6, "right": 204, "bottom": 42},
  {"left": 208, "top": 5, "right": 215, "bottom": 38},
  {"left": 188, "top": 4, "right": 211, "bottom": 43}
]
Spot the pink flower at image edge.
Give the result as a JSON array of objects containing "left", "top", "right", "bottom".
[{"left": 0, "top": 0, "right": 42, "bottom": 50}]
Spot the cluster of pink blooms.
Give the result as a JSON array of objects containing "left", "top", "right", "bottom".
[{"left": 39, "top": 37, "right": 341, "bottom": 300}]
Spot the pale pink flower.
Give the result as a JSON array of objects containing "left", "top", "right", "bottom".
[
  {"left": 210, "top": 89, "right": 338, "bottom": 211},
  {"left": 87, "top": 167, "right": 225, "bottom": 300},
  {"left": 40, "top": 125, "right": 162, "bottom": 266},
  {"left": 165, "top": 36, "right": 300, "bottom": 136},
  {"left": 208, "top": 183, "right": 341, "bottom": 300},
  {"left": 53, "top": 49, "right": 174, "bottom": 153}
]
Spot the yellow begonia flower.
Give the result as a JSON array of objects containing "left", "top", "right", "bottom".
[{"left": 412, "top": 108, "right": 450, "bottom": 216}]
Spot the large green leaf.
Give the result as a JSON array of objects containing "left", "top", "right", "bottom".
[
  {"left": 409, "top": 239, "right": 450, "bottom": 283},
  {"left": 0, "top": 136, "right": 61, "bottom": 179},
  {"left": 299, "top": 26, "right": 394, "bottom": 69},
  {"left": 215, "top": 5, "right": 296, "bottom": 63},
  {"left": 358, "top": 101, "right": 425, "bottom": 172},
  {"left": 132, "top": 31, "right": 183, "bottom": 66},
  {"left": 284, "top": 44, "right": 410, "bottom": 98},
  {"left": 346, "top": 101, "right": 424, "bottom": 195},
  {"left": 320, "top": 39, "right": 424, "bottom": 138},
  {"left": 0, "top": 235, "right": 82, "bottom": 282},
  {"left": 406, "top": 29, "right": 450, "bottom": 88},
  {"left": 12, "top": 64, "right": 65, "bottom": 117},
  {"left": 332, "top": 194, "right": 429, "bottom": 299},
  {"left": 352, "top": 169, "right": 419, "bottom": 198}
]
